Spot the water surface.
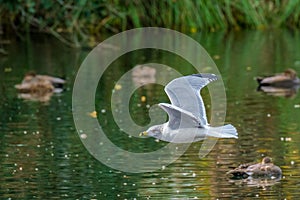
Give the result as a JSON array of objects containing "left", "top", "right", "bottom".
[{"left": 1, "top": 30, "right": 300, "bottom": 199}]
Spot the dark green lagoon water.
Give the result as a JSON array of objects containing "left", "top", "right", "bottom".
[{"left": 1, "top": 29, "right": 300, "bottom": 199}]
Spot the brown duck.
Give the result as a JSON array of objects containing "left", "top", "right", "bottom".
[
  {"left": 257, "top": 68, "right": 299, "bottom": 87},
  {"left": 227, "top": 157, "right": 282, "bottom": 179},
  {"left": 15, "top": 72, "right": 65, "bottom": 94}
]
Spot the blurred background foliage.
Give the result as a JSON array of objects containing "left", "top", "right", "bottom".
[{"left": 0, "top": 0, "right": 300, "bottom": 47}]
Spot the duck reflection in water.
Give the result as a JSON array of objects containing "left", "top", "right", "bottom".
[
  {"left": 15, "top": 72, "right": 65, "bottom": 102},
  {"left": 227, "top": 175, "right": 282, "bottom": 188},
  {"left": 256, "top": 68, "right": 300, "bottom": 98}
]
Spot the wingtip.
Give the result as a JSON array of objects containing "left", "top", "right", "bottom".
[{"left": 191, "top": 73, "right": 218, "bottom": 81}]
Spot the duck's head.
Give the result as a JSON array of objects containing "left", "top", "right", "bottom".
[
  {"left": 262, "top": 157, "right": 272, "bottom": 164},
  {"left": 23, "top": 71, "right": 37, "bottom": 83},
  {"left": 284, "top": 68, "right": 297, "bottom": 79}
]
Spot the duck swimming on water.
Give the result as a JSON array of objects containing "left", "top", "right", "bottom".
[
  {"left": 15, "top": 72, "right": 65, "bottom": 94},
  {"left": 257, "top": 68, "right": 299, "bottom": 87},
  {"left": 227, "top": 157, "right": 282, "bottom": 179}
]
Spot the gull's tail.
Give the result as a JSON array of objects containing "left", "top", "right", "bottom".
[{"left": 207, "top": 124, "right": 238, "bottom": 138}]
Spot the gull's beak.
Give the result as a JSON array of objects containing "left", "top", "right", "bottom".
[{"left": 139, "top": 131, "right": 148, "bottom": 136}]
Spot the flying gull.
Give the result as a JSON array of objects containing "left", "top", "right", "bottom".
[{"left": 140, "top": 74, "right": 238, "bottom": 143}]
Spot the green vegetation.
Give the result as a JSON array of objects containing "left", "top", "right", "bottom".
[{"left": 1, "top": 0, "right": 300, "bottom": 47}]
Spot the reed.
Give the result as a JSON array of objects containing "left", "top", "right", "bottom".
[{"left": 1, "top": 0, "right": 300, "bottom": 47}]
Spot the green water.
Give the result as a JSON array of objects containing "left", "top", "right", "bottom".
[{"left": 1, "top": 29, "right": 300, "bottom": 199}]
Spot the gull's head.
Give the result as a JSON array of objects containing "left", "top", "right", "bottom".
[{"left": 139, "top": 125, "right": 162, "bottom": 138}]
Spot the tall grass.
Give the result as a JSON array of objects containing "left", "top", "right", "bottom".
[{"left": 1, "top": 0, "right": 300, "bottom": 47}]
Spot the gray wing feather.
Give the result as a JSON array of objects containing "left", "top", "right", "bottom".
[
  {"left": 159, "top": 103, "right": 200, "bottom": 130},
  {"left": 164, "top": 74, "right": 218, "bottom": 126}
]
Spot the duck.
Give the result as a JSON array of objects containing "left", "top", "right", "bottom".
[
  {"left": 131, "top": 65, "right": 156, "bottom": 87},
  {"left": 226, "top": 157, "right": 282, "bottom": 179},
  {"left": 15, "top": 72, "right": 65, "bottom": 94},
  {"left": 257, "top": 68, "right": 300, "bottom": 87}
]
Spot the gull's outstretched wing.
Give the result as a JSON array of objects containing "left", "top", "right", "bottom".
[
  {"left": 159, "top": 103, "right": 200, "bottom": 129},
  {"left": 164, "top": 74, "right": 217, "bottom": 126}
]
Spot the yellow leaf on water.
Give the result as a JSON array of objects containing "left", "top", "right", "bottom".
[
  {"left": 4, "top": 67, "right": 12, "bottom": 72},
  {"left": 213, "top": 55, "right": 220, "bottom": 60},
  {"left": 88, "top": 111, "right": 97, "bottom": 118},
  {"left": 141, "top": 96, "right": 146, "bottom": 102},
  {"left": 114, "top": 84, "right": 122, "bottom": 90},
  {"left": 190, "top": 27, "right": 197, "bottom": 33}
]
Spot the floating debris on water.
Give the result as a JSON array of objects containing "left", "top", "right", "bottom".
[
  {"left": 190, "top": 27, "right": 197, "bottom": 33},
  {"left": 141, "top": 96, "right": 146, "bottom": 102},
  {"left": 280, "top": 137, "right": 292, "bottom": 141},
  {"left": 213, "top": 55, "right": 220, "bottom": 60},
  {"left": 89, "top": 111, "right": 97, "bottom": 118},
  {"left": 286, "top": 137, "right": 292, "bottom": 141},
  {"left": 114, "top": 84, "right": 122, "bottom": 90},
  {"left": 80, "top": 134, "right": 87, "bottom": 139},
  {"left": 291, "top": 160, "right": 295, "bottom": 165},
  {"left": 4, "top": 67, "right": 12, "bottom": 72}
]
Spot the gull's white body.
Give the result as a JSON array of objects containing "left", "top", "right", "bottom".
[{"left": 142, "top": 74, "right": 238, "bottom": 143}]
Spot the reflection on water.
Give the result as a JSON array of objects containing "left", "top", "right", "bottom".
[
  {"left": 227, "top": 176, "right": 282, "bottom": 188},
  {"left": 1, "top": 30, "right": 300, "bottom": 199},
  {"left": 131, "top": 65, "right": 156, "bottom": 87},
  {"left": 257, "top": 85, "right": 300, "bottom": 98}
]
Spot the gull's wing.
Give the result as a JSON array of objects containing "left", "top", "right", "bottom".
[
  {"left": 164, "top": 74, "right": 218, "bottom": 126},
  {"left": 159, "top": 103, "right": 200, "bottom": 130}
]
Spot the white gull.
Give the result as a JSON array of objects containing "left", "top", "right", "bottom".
[{"left": 140, "top": 74, "right": 238, "bottom": 143}]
